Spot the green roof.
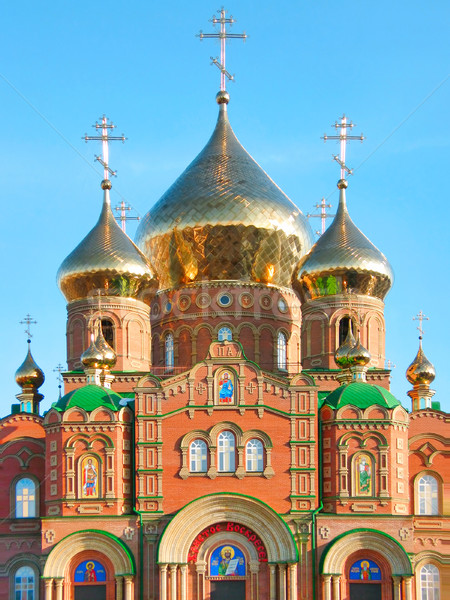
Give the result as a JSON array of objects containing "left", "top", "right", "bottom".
[
  {"left": 322, "top": 381, "right": 401, "bottom": 410},
  {"left": 52, "top": 385, "right": 123, "bottom": 412}
]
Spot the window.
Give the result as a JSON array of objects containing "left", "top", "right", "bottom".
[
  {"left": 339, "top": 316, "right": 353, "bottom": 346},
  {"left": 246, "top": 439, "right": 263, "bottom": 472},
  {"left": 165, "top": 333, "right": 174, "bottom": 371},
  {"left": 420, "top": 564, "right": 440, "bottom": 600},
  {"left": 218, "top": 327, "right": 232, "bottom": 342},
  {"left": 217, "top": 431, "right": 235, "bottom": 472},
  {"left": 277, "top": 332, "right": 287, "bottom": 370},
  {"left": 15, "top": 478, "right": 36, "bottom": 518},
  {"left": 418, "top": 475, "right": 439, "bottom": 515},
  {"left": 14, "top": 566, "right": 35, "bottom": 600},
  {"left": 101, "top": 319, "right": 115, "bottom": 349},
  {"left": 190, "top": 440, "right": 207, "bottom": 472}
]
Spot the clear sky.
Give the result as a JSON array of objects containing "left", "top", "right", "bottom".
[{"left": 1, "top": 1, "right": 449, "bottom": 413}]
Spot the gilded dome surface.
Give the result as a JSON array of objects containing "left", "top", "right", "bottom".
[
  {"left": 406, "top": 341, "right": 435, "bottom": 385},
  {"left": 15, "top": 342, "right": 45, "bottom": 390},
  {"left": 294, "top": 182, "right": 393, "bottom": 301},
  {"left": 57, "top": 185, "right": 156, "bottom": 303},
  {"left": 135, "top": 102, "right": 313, "bottom": 289}
]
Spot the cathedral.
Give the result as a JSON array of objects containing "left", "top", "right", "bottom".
[{"left": 0, "top": 12, "right": 449, "bottom": 600}]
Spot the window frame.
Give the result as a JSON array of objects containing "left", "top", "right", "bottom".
[
  {"left": 419, "top": 563, "right": 440, "bottom": 600},
  {"left": 14, "top": 476, "right": 38, "bottom": 519},
  {"left": 217, "top": 326, "right": 233, "bottom": 342},
  {"left": 217, "top": 431, "right": 236, "bottom": 473},
  {"left": 416, "top": 474, "right": 439, "bottom": 516},
  {"left": 165, "top": 332, "right": 174, "bottom": 372},
  {"left": 246, "top": 438, "right": 264, "bottom": 472},
  {"left": 13, "top": 565, "right": 37, "bottom": 600},
  {"left": 277, "top": 331, "right": 287, "bottom": 371},
  {"left": 189, "top": 439, "right": 208, "bottom": 473}
]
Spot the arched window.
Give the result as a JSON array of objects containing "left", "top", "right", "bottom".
[
  {"left": 15, "top": 478, "right": 37, "bottom": 518},
  {"left": 418, "top": 475, "right": 439, "bottom": 515},
  {"left": 101, "top": 319, "right": 115, "bottom": 349},
  {"left": 218, "top": 327, "right": 232, "bottom": 342},
  {"left": 190, "top": 440, "right": 207, "bottom": 472},
  {"left": 339, "top": 316, "right": 353, "bottom": 346},
  {"left": 14, "top": 566, "right": 36, "bottom": 600},
  {"left": 277, "top": 332, "right": 287, "bottom": 370},
  {"left": 420, "top": 564, "right": 440, "bottom": 600},
  {"left": 165, "top": 333, "right": 174, "bottom": 371},
  {"left": 217, "top": 431, "right": 235, "bottom": 472},
  {"left": 246, "top": 439, "right": 264, "bottom": 472}
]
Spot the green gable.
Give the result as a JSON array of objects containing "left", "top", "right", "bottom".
[
  {"left": 323, "top": 381, "right": 401, "bottom": 410},
  {"left": 52, "top": 384, "right": 123, "bottom": 412}
]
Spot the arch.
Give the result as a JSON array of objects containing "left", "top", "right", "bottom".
[
  {"left": 90, "top": 406, "right": 115, "bottom": 422},
  {"left": 414, "top": 471, "right": 441, "bottom": 515},
  {"left": 209, "top": 422, "right": 244, "bottom": 445},
  {"left": 180, "top": 430, "right": 211, "bottom": 449},
  {"left": 217, "top": 325, "right": 233, "bottom": 342},
  {"left": 157, "top": 494, "right": 298, "bottom": 563},
  {"left": 241, "top": 430, "right": 273, "bottom": 448},
  {"left": 63, "top": 407, "right": 89, "bottom": 423},
  {"left": 43, "top": 530, "right": 135, "bottom": 578},
  {"left": 277, "top": 330, "right": 288, "bottom": 371},
  {"left": 12, "top": 475, "right": 39, "bottom": 518},
  {"left": 320, "top": 529, "right": 413, "bottom": 576}
]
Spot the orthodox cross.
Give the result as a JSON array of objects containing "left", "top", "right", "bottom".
[
  {"left": 322, "top": 115, "right": 364, "bottom": 179},
  {"left": 413, "top": 310, "right": 429, "bottom": 339},
  {"left": 20, "top": 314, "right": 37, "bottom": 341},
  {"left": 84, "top": 116, "right": 126, "bottom": 180},
  {"left": 307, "top": 198, "right": 335, "bottom": 235},
  {"left": 197, "top": 8, "right": 247, "bottom": 91},
  {"left": 53, "top": 363, "right": 64, "bottom": 399},
  {"left": 114, "top": 200, "right": 140, "bottom": 233}
]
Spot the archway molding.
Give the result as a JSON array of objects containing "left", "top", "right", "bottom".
[{"left": 158, "top": 493, "right": 297, "bottom": 564}]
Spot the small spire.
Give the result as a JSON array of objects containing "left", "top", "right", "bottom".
[
  {"left": 197, "top": 8, "right": 247, "bottom": 93},
  {"left": 113, "top": 200, "right": 140, "bottom": 234},
  {"left": 307, "top": 198, "right": 335, "bottom": 236},
  {"left": 322, "top": 115, "right": 365, "bottom": 181},
  {"left": 15, "top": 339, "right": 45, "bottom": 414},
  {"left": 19, "top": 313, "right": 37, "bottom": 340},
  {"left": 53, "top": 363, "right": 65, "bottom": 399},
  {"left": 407, "top": 313, "right": 436, "bottom": 411}
]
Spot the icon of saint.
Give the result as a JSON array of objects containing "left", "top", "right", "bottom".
[
  {"left": 360, "top": 561, "right": 371, "bottom": 580},
  {"left": 83, "top": 458, "right": 98, "bottom": 497},
  {"left": 219, "top": 546, "right": 235, "bottom": 576},
  {"left": 219, "top": 372, "right": 233, "bottom": 403},
  {"left": 84, "top": 561, "right": 97, "bottom": 582},
  {"left": 359, "top": 457, "right": 371, "bottom": 494}
]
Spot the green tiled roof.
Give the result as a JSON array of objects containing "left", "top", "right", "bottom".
[
  {"left": 52, "top": 385, "right": 123, "bottom": 412},
  {"left": 322, "top": 381, "right": 400, "bottom": 410}
]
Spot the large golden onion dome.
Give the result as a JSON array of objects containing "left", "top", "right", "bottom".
[
  {"left": 57, "top": 181, "right": 157, "bottom": 304},
  {"left": 135, "top": 95, "right": 313, "bottom": 289},
  {"left": 406, "top": 338, "right": 436, "bottom": 385},
  {"left": 15, "top": 341, "right": 45, "bottom": 390},
  {"left": 294, "top": 179, "right": 393, "bottom": 301}
]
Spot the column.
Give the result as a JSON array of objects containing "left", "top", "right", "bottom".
[
  {"left": 288, "top": 564, "right": 297, "bottom": 600},
  {"left": 180, "top": 564, "right": 188, "bottom": 600},
  {"left": 160, "top": 565, "right": 168, "bottom": 600},
  {"left": 323, "top": 575, "right": 332, "bottom": 600},
  {"left": 331, "top": 575, "right": 340, "bottom": 600},
  {"left": 404, "top": 576, "right": 413, "bottom": 600},
  {"left": 124, "top": 576, "right": 133, "bottom": 600},
  {"left": 170, "top": 565, "right": 178, "bottom": 600},
  {"left": 269, "top": 565, "right": 277, "bottom": 600},
  {"left": 278, "top": 564, "right": 287, "bottom": 600},
  {"left": 55, "top": 579, "right": 64, "bottom": 600},
  {"left": 44, "top": 578, "right": 54, "bottom": 600},
  {"left": 392, "top": 576, "right": 401, "bottom": 600},
  {"left": 115, "top": 576, "right": 124, "bottom": 600}
]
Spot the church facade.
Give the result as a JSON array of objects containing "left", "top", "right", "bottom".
[{"left": 0, "top": 88, "right": 449, "bottom": 600}]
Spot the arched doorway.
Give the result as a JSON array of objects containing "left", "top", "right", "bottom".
[
  {"left": 42, "top": 530, "right": 135, "bottom": 600},
  {"left": 157, "top": 494, "right": 298, "bottom": 600}
]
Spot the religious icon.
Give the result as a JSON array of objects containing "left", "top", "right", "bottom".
[
  {"left": 349, "top": 559, "right": 381, "bottom": 581},
  {"left": 355, "top": 454, "right": 372, "bottom": 495},
  {"left": 74, "top": 560, "right": 107, "bottom": 583},
  {"left": 210, "top": 545, "right": 246, "bottom": 577},
  {"left": 81, "top": 456, "right": 99, "bottom": 498},
  {"left": 84, "top": 561, "right": 97, "bottom": 582},
  {"left": 218, "top": 370, "right": 234, "bottom": 404}
]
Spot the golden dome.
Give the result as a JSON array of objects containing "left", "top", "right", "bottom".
[
  {"left": 406, "top": 338, "right": 435, "bottom": 385},
  {"left": 15, "top": 342, "right": 45, "bottom": 390},
  {"left": 347, "top": 338, "right": 371, "bottom": 366},
  {"left": 135, "top": 100, "right": 313, "bottom": 289},
  {"left": 57, "top": 183, "right": 157, "bottom": 304},
  {"left": 294, "top": 181, "right": 393, "bottom": 301},
  {"left": 334, "top": 324, "right": 357, "bottom": 368},
  {"left": 94, "top": 329, "right": 117, "bottom": 369},
  {"left": 81, "top": 336, "right": 104, "bottom": 369}
]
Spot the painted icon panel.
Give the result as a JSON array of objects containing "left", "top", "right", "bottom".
[{"left": 210, "top": 545, "right": 246, "bottom": 577}]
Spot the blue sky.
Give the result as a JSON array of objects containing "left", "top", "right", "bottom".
[{"left": 1, "top": 1, "right": 449, "bottom": 413}]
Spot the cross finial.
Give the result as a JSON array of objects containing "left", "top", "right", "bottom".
[
  {"left": 413, "top": 310, "right": 429, "bottom": 340},
  {"left": 197, "top": 8, "right": 247, "bottom": 92},
  {"left": 113, "top": 200, "right": 140, "bottom": 233},
  {"left": 20, "top": 314, "right": 37, "bottom": 341},
  {"left": 84, "top": 116, "right": 126, "bottom": 182},
  {"left": 307, "top": 198, "right": 335, "bottom": 235},
  {"left": 322, "top": 115, "right": 365, "bottom": 180},
  {"left": 53, "top": 363, "right": 64, "bottom": 398}
]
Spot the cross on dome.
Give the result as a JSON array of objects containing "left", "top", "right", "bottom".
[
  {"left": 413, "top": 310, "right": 429, "bottom": 340},
  {"left": 84, "top": 116, "right": 126, "bottom": 182},
  {"left": 20, "top": 313, "right": 37, "bottom": 341},
  {"left": 322, "top": 115, "right": 365, "bottom": 180},
  {"left": 197, "top": 8, "right": 247, "bottom": 91}
]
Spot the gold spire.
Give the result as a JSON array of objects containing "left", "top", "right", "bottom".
[
  {"left": 57, "top": 181, "right": 157, "bottom": 303},
  {"left": 94, "top": 328, "right": 117, "bottom": 369},
  {"left": 135, "top": 100, "right": 313, "bottom": 289},
  {"left": 295, "top": 181, "right": 393, "bottom": 301},
  {"left": 406, "top": 337, "right": 436, "bottom": 386},
  {"left": 81, "top": 335, "right": 104, "bottom": 370},
  {"left": 15, "top": 340, "right": 45, "bottom": 391},
  {"left": 334, "top": 322, "right": 357, "bottom": 369}
]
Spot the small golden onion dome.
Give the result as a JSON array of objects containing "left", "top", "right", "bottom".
[
  {"left": 94, "top": 329, "right": 117, "bottom": 369},
  {"left": 347, "top": 338, "right": 371, "bottom": 366},
  {"left": 294, "top": 181, "right": 393, "bottom": 301},
  {"left": 81, "top": 336, "right": 104, "bottom": 369},
  {"left": 406, "top": 338, "right": 436, "bottom": 385},
  {"left": 135, "top": 99, "right": 313, "bottom": 289},
  {"left": 57, "top": 182, "right": 157, "bottom": 305},
  {"left": 334, "top": 325, "right": 357, "bottom": 369},
  {"left": 15, "top": 341, "right": 45, "bottom": 390}
]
